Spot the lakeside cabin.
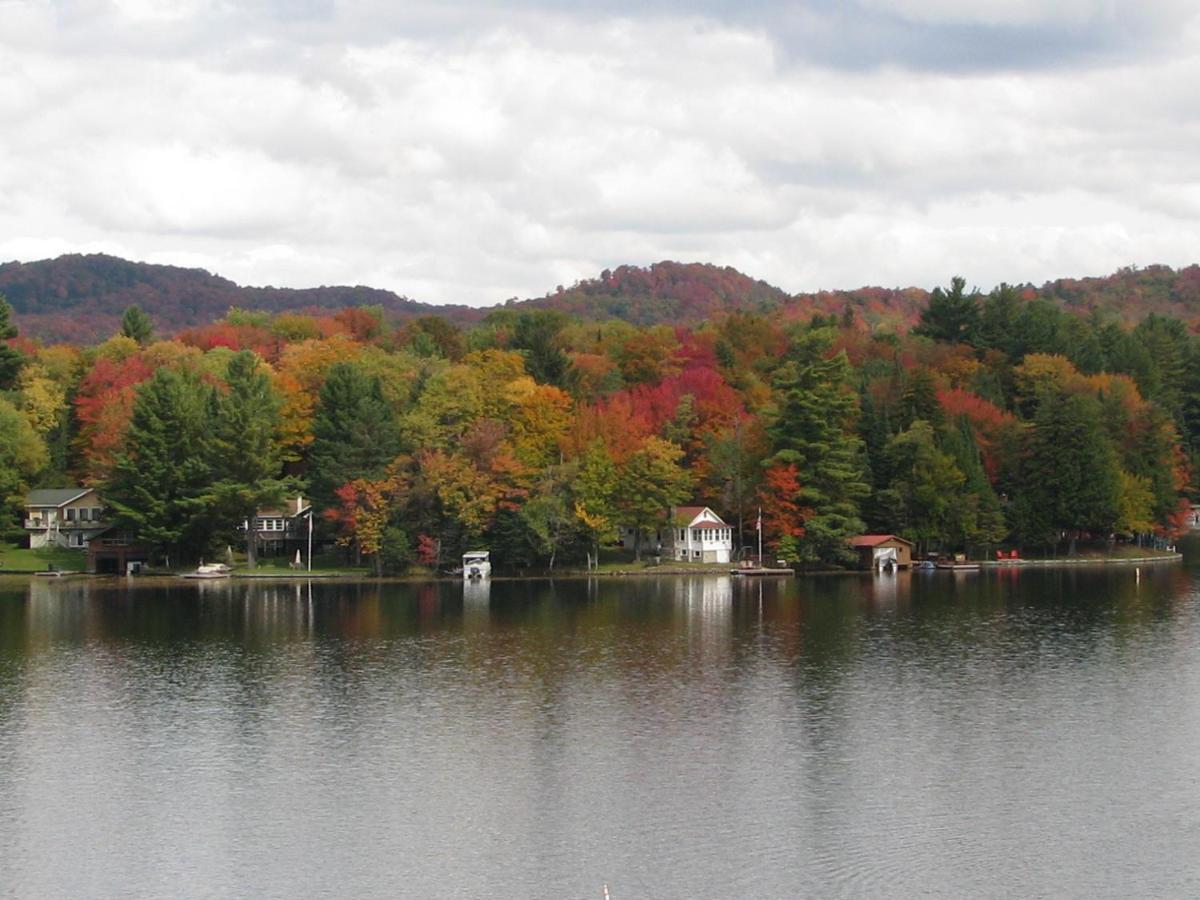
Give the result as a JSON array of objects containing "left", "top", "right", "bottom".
[
  {"left": 619, "top": 506, "right": 734, "bottom": 563},
  {"left": 248, "top": 496, "right": 313, "bottom": 560},
  {"left": 849, "top": 534, "right": 914, "bottom": 570},
  {"left": 23, "top": 488, "right": 109, "bottom": 550}
]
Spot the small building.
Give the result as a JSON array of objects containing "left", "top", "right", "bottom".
[
  {"left": 849, "top": 534, "right": 914, "bottom": 570},
  {"left": 620, "top": 506, "right": 734, "bottom": 564},
  {"left": 86, "top": 527, "right": 154, "bottom": 574},
  {"left": 23, "top": 488, "right": 109, "bottom": 550},
  {"left": 249, "top": 496, "right": 313, "bottom": 558}
]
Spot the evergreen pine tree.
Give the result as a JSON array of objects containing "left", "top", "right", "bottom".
[
  {"left": 206, "top": 351, "right": 289, "bottom": 564},
  {"left": 875, "top": 420, "right": 964, "bottom": 553},
  {"left": 0, "top": 295, "right": 25, "bottom": 391},
  {"left": 105, "top": 368, "right": 215, "bottom": 564},
  {"left": 766, "top": 332, "right": 869, "bottom": 565},
  {"left": 120, "top": 305, "right": 154, "bottom": 346},
  {"left": 308, "top": 362, "right": 402, "bottom": 513},
  {"left": 1021, "top": 392, "right": 1121, "bottom": 554},
  {"left": 941, "top": 417, "right": 1008, "bottom": 551},
  {"left": 914, "top": 276, "right": 980, "bottom": 345}
]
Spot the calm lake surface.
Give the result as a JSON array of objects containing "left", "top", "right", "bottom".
[{"left": 3, "top": 556, "right": 1200, "bottom": 898}]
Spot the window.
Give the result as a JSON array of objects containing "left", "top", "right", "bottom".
[
  {"left": 679, "top": 529, "right": 685, "bottom": 542},
  {"left": 66, "top": 508, "right": 76, "bottom": 522}
]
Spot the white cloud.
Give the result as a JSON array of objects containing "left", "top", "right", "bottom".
[{"left": 2, "top": 1, "right": 1200, "bottom": 306}]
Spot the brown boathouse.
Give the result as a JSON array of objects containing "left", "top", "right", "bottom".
[{"left": 849, "top": 534, "right": 914, "bottom": 570}]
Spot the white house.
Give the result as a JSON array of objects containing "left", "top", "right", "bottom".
[
  {"left": 24, "top": 488, "right": 109, "bottom": 549},
  {"left": 620, "top": 506, "right": 734, "bottom": 564}
]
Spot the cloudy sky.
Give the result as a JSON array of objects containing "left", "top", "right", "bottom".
[{"left": 3, "top": 0, "right": 1199, "bottom": 305}]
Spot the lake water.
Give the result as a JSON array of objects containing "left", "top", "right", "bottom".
[{"left": 3, "top": 558, "right": 1200, "bottom": 898}]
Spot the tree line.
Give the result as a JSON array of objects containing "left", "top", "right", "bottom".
[{"left": 0, "top": 277, "right": 1194, "bottom": 571}]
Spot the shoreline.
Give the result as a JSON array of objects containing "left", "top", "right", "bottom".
[{"left": 0, "top": 552, "right": 1183, "bottom": 583}]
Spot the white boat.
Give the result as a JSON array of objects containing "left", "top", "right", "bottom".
[
  {"left": 181, "top": 563, "right": 231, "bottom": 579},
  {"left": 462, "top": 550, "right": 491, "bottom": 580}
]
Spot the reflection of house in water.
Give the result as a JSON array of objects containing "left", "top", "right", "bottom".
[
  {"left": 870, "top": 570, "right": 899, "bottom": 606},
  {"left": 463, "top": 579, "right": 491, "bottom": 606},
  {"left": 674, "top": 576, "right": 733, "bottom": 626},
  {"left": 865, "top": 569, "right": 913, "bottom": 611},
  {"left": 26, "top": 578, "right": 95, "bottom": 641}
]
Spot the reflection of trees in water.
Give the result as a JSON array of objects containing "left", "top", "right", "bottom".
[{"left": 1, "top": 567, "right": 1193, "bottom": 725}]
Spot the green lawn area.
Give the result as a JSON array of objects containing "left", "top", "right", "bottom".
[
  {"left": 1068, "top": 543, "right": 1179, "bottom": 559},
  {"left": 586, "top": 548, "right": 732, "bottom": 574},
  {"left": 0, "top": 542, "right": 88, "bottom": 572},
  {"left": 239, "top": 552, "right": 372, "bottom": 575}
]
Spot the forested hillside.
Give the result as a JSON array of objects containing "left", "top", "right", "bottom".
[
  {"left": 9, "top": 254, "right": 1200, "bottom": 345},
  {"left": 1, "top": 272, "right": 1196, "bottom": 574},
  {"left": 0, "top": 254, "right": 475, "bottom": 343}
]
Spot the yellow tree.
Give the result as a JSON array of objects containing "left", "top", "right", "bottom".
[
  {"left": 504, "top": 376, "right": 573, "bottom": 468},
  {"left": 17, "top": 363, "right": 68, "bottom": 436}
]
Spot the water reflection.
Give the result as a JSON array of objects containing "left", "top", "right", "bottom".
[{"left": 1, "top": 564, "right": 1199, "bottom": 897}]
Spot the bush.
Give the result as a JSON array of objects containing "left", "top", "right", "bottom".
[{"left": 379, "top": 526, "right": 412, "bottom": 575}]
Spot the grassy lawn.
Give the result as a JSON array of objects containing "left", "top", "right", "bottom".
[
  {"left": 587, "top": 549, "right": 732, "bottom": 574},
  {"left": 1067, "top": 543, "right": 1179, "bottom": 559},
  {"left": 239, "top": 552, "right": 372, "bottom": 575},
  {"left": 0, "top": 542, "right": 88, "bottom": 572}
]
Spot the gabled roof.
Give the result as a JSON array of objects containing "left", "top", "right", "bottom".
[
  {"left": 256, "top": 497, "right": 311, "bottom": 518},
  {"left": 849, "top": 534, "right": 914, "bottom": 548},
  {"left": 25, "top": 488, "right": 95, "bottom": 508},
  {"left": 672, "top": 506, "right": 728, "bottom": 527}
]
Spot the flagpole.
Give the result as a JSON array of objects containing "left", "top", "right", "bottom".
[{"left": 757, "top": 507, "right": 762, "bottom": 565}]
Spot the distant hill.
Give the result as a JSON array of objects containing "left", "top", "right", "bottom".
[
  {"left": 1038, "top": 264, "right": 1200, "bottom": 321},
  {"left": 524, "top": 262, "right": 792, "bottom": 324},
  {"left": 3, "top": 253, "right": 1200, "bottom": 344},
  {"left": 0, "top": 254, "right": 478, "bottom": 343}
]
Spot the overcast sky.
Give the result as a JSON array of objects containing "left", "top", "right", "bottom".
[{"left": 3, "top": 1, "right": 1200, "bottom": 305}]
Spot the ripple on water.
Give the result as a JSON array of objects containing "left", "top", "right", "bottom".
[{"left": 2, "top": 570, "right": 1200, "bottom": 896}]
